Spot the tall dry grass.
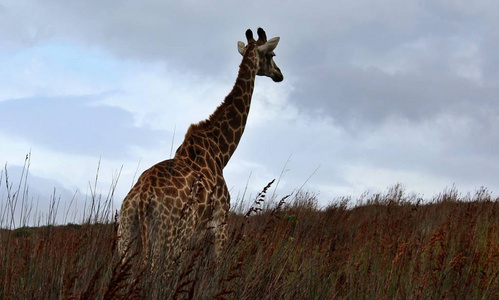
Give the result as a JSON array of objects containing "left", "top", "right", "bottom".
[{"left": 1, "top": 163, "right": 499, "bottom": 299}]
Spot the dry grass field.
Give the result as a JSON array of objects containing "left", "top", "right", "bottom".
[{"left": 1, "top": 177, "right": 499, "bottom": 299}]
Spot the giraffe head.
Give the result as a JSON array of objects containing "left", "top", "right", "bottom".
[{"left": 237, "top": 28, "right": 283, "bottom": 82}]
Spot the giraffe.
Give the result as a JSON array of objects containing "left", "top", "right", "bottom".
[{"left": 117, "top": 28, "right": 283, "bottom": 270}]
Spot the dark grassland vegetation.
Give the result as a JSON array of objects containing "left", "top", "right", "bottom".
[{"left": 1, "top": 162, "right": 499, "bottom": 299}]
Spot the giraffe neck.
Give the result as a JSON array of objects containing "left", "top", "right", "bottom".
[{"left": 177, "top": 45, "right": 258, "bottom": 169}]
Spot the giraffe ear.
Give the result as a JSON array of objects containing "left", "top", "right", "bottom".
[
  {"left": 257, "top": 37, "right": 280, "bottom": 54},
  {"left": 237, "top": 41, "right": 246, "bottom": 55}
]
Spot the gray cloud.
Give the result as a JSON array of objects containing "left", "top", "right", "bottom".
[
  {"left": 0, "top": 1, "right": 285, "bottom": 71},
  {"left": 0, "top": 94, "right": 165, "bottom": 158},
  {"left": 291, "top": 65, "right": 498, "bottom": 127}
]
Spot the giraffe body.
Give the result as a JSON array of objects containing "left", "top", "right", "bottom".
[{"left": 118, "top": 28, "right": 283, "bottom": 269}]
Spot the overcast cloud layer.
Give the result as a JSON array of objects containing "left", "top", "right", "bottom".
[{"left": 1, "top": 0, "right": 499, "bottom": 226}]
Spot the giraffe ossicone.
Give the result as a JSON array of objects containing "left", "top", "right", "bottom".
[{"left": 117, "top": 28, "right": 283, "bottom": 270}]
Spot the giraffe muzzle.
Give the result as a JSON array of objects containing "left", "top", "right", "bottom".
[{"left": 271, "top": 70, "right": 284, "bottom": 82}]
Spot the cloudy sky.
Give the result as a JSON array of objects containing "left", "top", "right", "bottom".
[{"left": 1, "top": 1, "right": 499, "bottom": 225}]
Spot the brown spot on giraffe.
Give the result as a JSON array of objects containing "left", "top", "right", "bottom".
[{"left": 117, "top": 28, "right": 283, "bottom": 271}]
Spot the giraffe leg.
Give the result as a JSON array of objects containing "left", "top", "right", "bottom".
[
  {"left": 172, "top": 205, "right": 196, "bottom": 261},
  {"left": 213, "top": 224, "right": 227, "bottom": 263},
  {"left": 117, "top": 218, "right": 128, "bottom": 256},
  {"left": 211, "top": 194, "right": 229, "bottom": 263},
  {"left": 149, "top": 216, "right": 181, "bottom": 277},
  {"left": 140, "top": 213, "right": 150, "bottom": 268},
  {"left": 117, "top": 202, "right": 140, "bottom": 262},
  {"left": 156, "top": 201, "right": 197, "bottom": 279},
  {"left": 150, "top": 227, "right": 165, "bottom": 273},
  {"left": 151, "top": 220, "right": 186, "bottom": 279}
]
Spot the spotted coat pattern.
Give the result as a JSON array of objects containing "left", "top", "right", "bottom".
[{"left": 117, "top": 28, "right": 283, "bottom": 269}]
